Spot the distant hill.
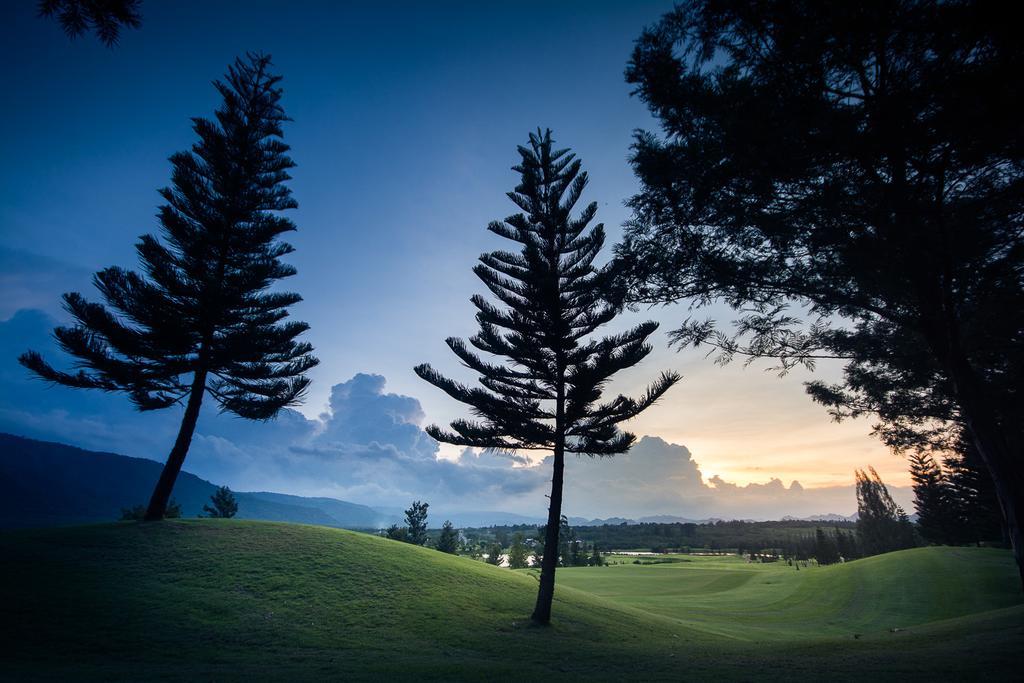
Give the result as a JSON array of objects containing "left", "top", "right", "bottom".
[
  {"left": 0, "top": 433, "right": 382, "bottom": 529},
  {"left": 781, "top": 513, "right": 858, "bottom": 523}
]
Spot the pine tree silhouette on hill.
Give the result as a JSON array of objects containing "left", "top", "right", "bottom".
[
  {"left": 416, "top": 129, "right": 679, "bottom": 624},
  {"left": 21, "top": 54, "right": 318, "bottom": 521}
]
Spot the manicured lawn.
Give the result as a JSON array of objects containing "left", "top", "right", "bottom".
[
  {"left": 0, "top": 521, "right": 1021, "bottom": 681},
  {"left": 558, "top": 548, "right": 1022, "bottom": 640}
]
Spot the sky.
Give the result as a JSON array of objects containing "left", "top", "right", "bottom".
[{"left": 0, "top": 1, "right": 912, "bottom": 519}]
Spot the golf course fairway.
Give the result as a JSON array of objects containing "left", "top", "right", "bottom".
[{"left": 1, "top": 521, "right": 1020, "bottom": 681}]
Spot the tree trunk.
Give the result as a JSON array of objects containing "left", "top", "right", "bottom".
[
  {"left": 144, "top": 369, "right": 208, "bottom": 521},
  {"left": 532, "top": 361, "right": 566, "bottom": 626},
  {"left": 531, "top": 440, "right": 565, "bottom": 625},
  {"left": 944, "top": 354, "right": 1024, "bottom": 590},
  {"left": 962, "top": 413, "right": 1024, "bottom": 591}
]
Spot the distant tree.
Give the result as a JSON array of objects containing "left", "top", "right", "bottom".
[
  {"left": 20, "top": 55, "right": 318, "bottom": 522},
  {"left": 508, "top": 533, "right": 529, "bottom": 569},
  {"left": 618, "top": 0, "right": 1024, "bottom": 589},
  {"left": 589, "top": 543, "right": 604, "bottom": 567},
  {"left": 404, "top": 500, "right": 429, "bottom": 546},
  {"left": 436, "top": 520, "right": 459, "bottom": 554},
  {"left": 122, "top": 499, "right": 180, "bottom": 520},
  {"left": 39, "top": 0, "right": 142, "bottom": 46},
  {"left": 384, "top": 524, "right": 408, "bottom": 542},
  {"left": 485, "top": 542, "right": 503, "bottom": 566},
  {"left": 120, "top": 504, "right": 145, "bottom": 521},
  {"left": 856, "top": 467, "right": 917, "bottom": 556},
  {"left": 415, "top": 129, "right": 678, "bottom": 624},
  {"left": 203, "top": 486, "right": 238, "bottom": 519},
  {"left": 909, "top": 452, "right": 958, "bottom": 545},
  {"left": 834, "top": 527, "right": 858, "bottom": 561},
  {"left": 569, "top": 540, "right": 585, "bottom": 567},
  {"left": 814, "top": 527, "right": 840, "bottom": 565}
]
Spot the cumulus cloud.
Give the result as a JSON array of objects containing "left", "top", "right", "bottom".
[
  {"left": 0, "top": 308, "right": 910, "bottom": 520},
  {"left": 315, "top": 373, "right": 437, "bottom": 460},
  {"left": 558, "top": 435, "right": 911, "bottom": 520}
]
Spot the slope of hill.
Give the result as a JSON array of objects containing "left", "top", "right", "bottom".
[
  {"left": 559, "top": 547, "right": 1022, "bottom": 641},
  {"left": 0, "top": 433, "right": 380, "bottom": 528},
  {"left": 0, "top": 521, "right": 1020, "bottom": 681}
]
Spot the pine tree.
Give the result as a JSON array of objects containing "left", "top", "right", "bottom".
[
  {"left": 404, "top": 500, "right": 429, "bottom": 546},
  {"left": 435, "top": 520, "right": 459, "bottom": 554},
  {"left": 814, "top": 527, "right": 840, "bottom": 565},
  {"left": 415, "top": 129, "right": 679, "bottom": 624},
  {"left": 589, "top": 542, "right": 603, "bottom": 567},
  {"left": 20, "top": 54, "right": 318, "bottom": 521},
  {"left": 834, "top": 527, "right": 858, "bottom": 561},
  {"left": 856, "top": 467, "right": 917, "bottom": 556},
  {"left": 508, "top": 533, "right": 529, "bottom": 569},
  {"left": 485, "top": 542, "right": 503, "bottom": 566},
  {"left": 203, "top": 485, "right": 238, "bottom": 519},
  {"left": 909, "top": 452, "right": 957, "bottom": 544}
]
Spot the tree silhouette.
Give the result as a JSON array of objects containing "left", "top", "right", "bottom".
[
  {"left": 435, "top": 520, "right": 459, "bottom": 554},
  {"left": 856, "top": 467, "right": 917, "bottom": 556},
  {"left": 39, "top": 0, "right": 142, "bottom": 46},
  {"left": 415, "top": 129, "right": 679, "bottom": 624},
  {"left": 618, "top": 0, "right": 1024, "bottom": 588},
  {"left": 404, "top": 500, "right": 429, "bottom": 546},
  {"left": 203, "top": 485, "right": 238, "bottom": 519},
  {"left": 508, "top": 533, "right": 529, "bottom": 569},
  {"left": 944, "top": 435, "right": 1006, "bottom": 546},
  {"left": 20, "top": 54, "right": 317, "bottom": 521},
  {"left": 909, "top": 452, "right": 957, "bottom": 545}
]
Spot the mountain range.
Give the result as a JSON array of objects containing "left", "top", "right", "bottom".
[{"left": 0, "top": 433, "right": 863, "bottom": 529}]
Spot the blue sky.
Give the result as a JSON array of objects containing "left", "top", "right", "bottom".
[{"left": 0, "top": 1, "right": 909, "bottom": 517}]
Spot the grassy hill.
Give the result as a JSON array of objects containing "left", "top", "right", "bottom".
[
  {"left": 557, "top": 548, "right": 1021, "bottom": 641},
  {"left": 1, "top": 521, "right": 1021, "bottom": 681}
]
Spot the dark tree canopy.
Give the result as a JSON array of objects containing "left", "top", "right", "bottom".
[
  {"left": 39, "top": 0, "right": 142, "bottom": 46},
  {"left": 21, "top": 54, "right": 317, "bottom": 520},
  {"left": 943, "top": 437, "right": 1006, "bottom": 546},
  {"left": 404, "top": 500, "right": 429, "bottom": 546},
  {"left": 909, "top": 452, "right": 958, "bottom": 545},
  {"left": 618, "top": 0, "right": 1024, "bottom": 587},
  {"left": 856, "top": 467, "right": 918, "bottom": 556},
  {"left": 203, "top": 485, "right": 238, "bottom": 519},
  {"left": 435, "top": 520, "right": 459, "bottom": 554},
  {"left": 508, "top": 533, "right": 529, "bottom": 569},
  {"left": 416, "top": 130, "right": 678, "bottom": 624}
]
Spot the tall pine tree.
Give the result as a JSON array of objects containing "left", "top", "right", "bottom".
[
  {"left": 855, "top": 467, "right": 917, "bottom": 556},
  {"left": 909, "top": 452, "right": 958, "bottom": 545},
  {"left": 20, "top": 54, "right": 317, "bottom": 520},
  {"left": 415, "top": 129, "right": 679, "bottom": 625}
]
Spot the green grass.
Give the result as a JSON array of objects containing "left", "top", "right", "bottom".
[
  {"left": 1, "top": 521, "right": 1021, "bottom": 681},
  {"left": 558, "top": 549, "right": 1021, "bottom": 640}
]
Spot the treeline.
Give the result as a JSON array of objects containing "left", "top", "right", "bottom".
[{"left": 462, "top": 519, "right": 858, "bottom": 555}]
